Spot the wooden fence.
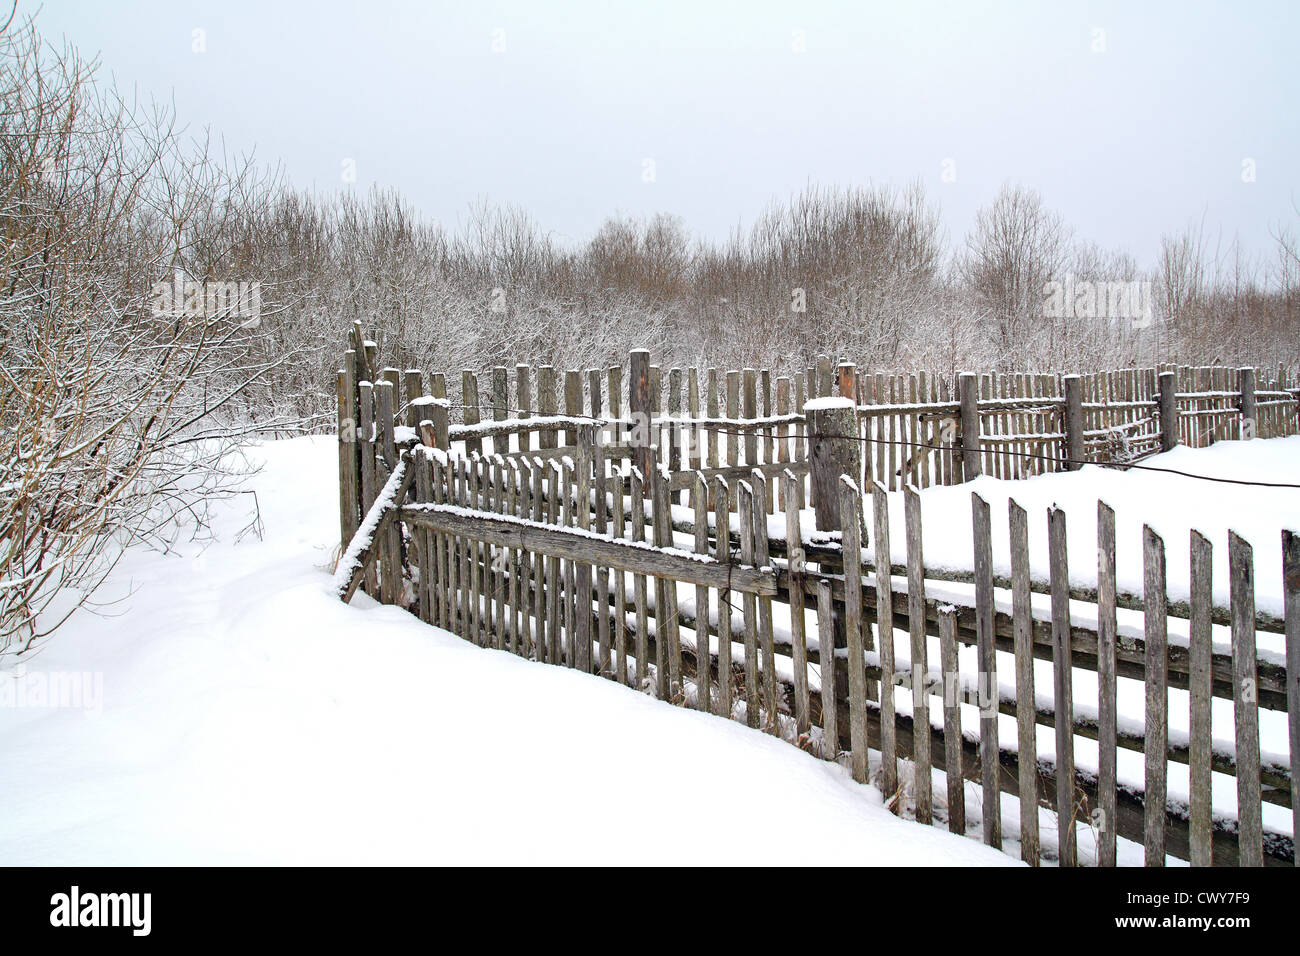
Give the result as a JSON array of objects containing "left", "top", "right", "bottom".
[{"left": 334, "top": 322, "right": 1299, "bottom": 866}]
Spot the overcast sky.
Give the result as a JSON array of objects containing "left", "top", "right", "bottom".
[{"left": 32, "top": 0, "right": 1300, "bottom": 269}]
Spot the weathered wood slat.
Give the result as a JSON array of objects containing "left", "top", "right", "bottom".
[
  {"left": 1096, "top": 501, "right": 1118, "bottom": 867},
  {"left": 1049, "top": 505, "right": 1076, "bottom": 866},
  {"left": 841, "top": 478, "right": 869, "bottom": 784},
  {"left": 1188, "top": 529, "right": 1214, "bottom": 865},
  {"left": 817, "top": 580, "right": 838, "bottom": 761},
  {"left": 739, "top": 482, "right": 761, "bottom": 728},
  {"left": 1230, "top": 531, "right": 1263, "bottom": 866},
  {"left": 1010, "top": 499, "right": 1039, "bottom": 864},
  {"left": 713, "top": 476, "right": 734, "bottom": 718},
  {"left": 784, "top": 470, "right": 810, "bottom": 735},
  {"left": 753, "top": 470, "right": 779, "bottom": 734},
  {"left": 972, "top": 492, "right": 1001, "bottom": 848},
  {"left": 631, "top": 467, "right": 649, "bottom": 688},
  {"left": 939, "top": 606, "right": 964, "bottom": 835},
  {"left": 905, "top": 485, "right": 932, "bottom": 822},
  {"left": 1284, "top": 529, "right": 1300, "bottom": 859},
  {"left": 1144, "top": 524, "right": 1168, "bottom": 865},
  {"left": 692, "top": 473, "right": 711, "bottom": 712}
]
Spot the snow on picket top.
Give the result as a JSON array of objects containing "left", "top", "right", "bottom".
[
  {"left": 0, "top": 436, "right": 1012, "bottom": 866},
  {"left": 802, "top": 396, "right": 855, "bottom": 412}
]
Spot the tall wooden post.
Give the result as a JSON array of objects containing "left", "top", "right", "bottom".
[
  {"left": 959, "top": 372, "right": 981, "bottom": 480},
  {"left": 1239, "top": 366, "right": 1257, "bottom": 440},
  {"left": 1063, "top": 374, "right": 1084, "bottom": 469},
  {"left": 1158, "top": 371, "right": 1178, "bottom": 452},
  {"left": 806, "top": 395, "right": 862, "bottom": 700}
]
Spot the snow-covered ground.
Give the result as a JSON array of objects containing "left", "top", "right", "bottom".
[{"left": 0, "top": 437, "right": 1010, "bottom": 866}]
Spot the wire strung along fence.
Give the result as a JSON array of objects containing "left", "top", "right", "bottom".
[{"left": 333, "top": 320, "right": 1299, "bottom": 866}]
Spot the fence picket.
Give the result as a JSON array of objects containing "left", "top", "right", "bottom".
[
  {"left": 692, "top": 473, "right": 711, "bottom": 711},
  {"left": 817, "top": 580, "right": 838, "bottom": 762},
  {"left": 1283, "top": 529, "right": 1300, "bottom": 859},
  {"left": 784, "top": 470, "right": 810, "bottom": 735},
  {"left": 713, "top": 476, "right": 734, "bottom": 719},
  {"left": 872, "top": 480, "right": 898, "bottom": 799},
  {"left": 738, "top": 481, "right": 760, "bottom": 728},
  {"left": 972, "top": 492, "right": 1001, "bottom": 849},
  {"left": 1188, "top": 529, "right": 1213, "bottom": 866},
  {"left": 1096, "top": 502, "right": 1118, "bottom": 867},
  {"left": 1143, "top": 524, "right": 1168, "bottom": 866},
  {"left": 1010, "top": 499, "right": 1039, "bottom": 864},
  {"left": 905, "top": 484, "right": 932, "bottom": 822},
  {"left": 939, "top": 606, "right": 964, "bottom": 835},
  {"left": 752, "top": 470, "right": 779, "bottom": 734},
  {"left": 1229, "top": 531, "right": 1263, "bottom": 866},
  {"left": 1049, "top": 505, "right": 1076, "bottom": 866}
]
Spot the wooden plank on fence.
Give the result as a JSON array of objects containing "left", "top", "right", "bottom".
[
  {"left": 784, "top": 470, "right": 810, "bottom": 735},
  {"left": 1010, "top": 498, "right": 1039, "bottom": 864},
  {"left": 612, "top": 473, "right": 628, "bottom": 684},
  {"left": 545, "top": 461, "right": 563, "bottom": 663},
  {"left": 739, "top": 481, "right": 760, "bottom": 728},
  {"left": 1284, "top": 529, "right": 1300, "bottom": 859},
  {"left": 630, "top": 467, "right": 649, "bottom": 686},
  {"left": 490, "top": 457, "right": 506, "bottom": 649},
  {"left": 538, "top": 366, "right": 557, "bottom": 451},
  {"left": 939, "top": 605, "right": 964, "bottom": 835},
  {"left": 574, "top": 427, "right": 594, "bottom": 673},
  {"left": 905, "top": 484, "right": 932, "bottom": 821},
  {"left": 491, "top": 366, "right": 508, "bottom": 457},
  {"left": 651, "top": 454, "right": 683, "bottom": 701},
  {"left": 1144, "top": 524, "right": 1168, "bottom": 866},
  {"left": 1049, "top": 505, "right": 1076, "bottom": 866},
  {"left": 516, "top": 364, "right": 532, "bottom": 452},
  {"left": 870, "top": 479, "right": 899, "bottom": 799},
  {"left": 706, "top": 368, "right": 720, "bottom": 469},
  {"left": 753, "top": 470, "right": 779, "bottom": 734},
  {"left": 1188, "top": 529, "right": 1213, "bottom": 866},
  {"left": 692, "top": 473, "right": 711, "bottom": 711},
  {"left": 817, "top": 580, "right": 838, "bottom": 762},
  {"left": 414, "top": 452, "right": 432, "bottom": 622},
  {"left": 841, "top": 478, "right": 869, "bottom": 784},
  {"left": 1096, "top": 501, "right": 1118, "bottom": 867},
  {"left": 462, "top": 370, "right": 482, "bottom": 456},
  {"left": 593, "top": 431, "right": 611, "bottom": 675},
  {"left": 560, "top": 458, "right": 577, "bottom": 666},
  {"left": 688, "top": 367, "right": 702, "bottom": 472},
  {"left": 1229, "top": 531, "right": 1263, "bottom": 866},
  {"left": 972, "top": 492, "right": 1001, "bottom": 848},
  {"left": 530, "top": 458, "right": 547, "bottom": 661},
  {"left": 357, "top": 381, "right": 379, "bottom": 596},
  {"left": 726, "top": 371, "right": 740, "bottom": 469},
  {"left": 714, "top": 476, "right": 733, "bottom": 718}
]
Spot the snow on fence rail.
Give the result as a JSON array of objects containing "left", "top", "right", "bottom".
[{"left": 334, "top": 321, "right": 1298, "bottom": 867}]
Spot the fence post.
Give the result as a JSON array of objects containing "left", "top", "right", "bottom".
[
  {"left": 1063, "top": 374, "right": 1084, "bottom": 469},
  {"left": 1239, "top": 367, "right": 1257, "bottom": 440},
  {"left": 629, "top": 349, "right": 651, "bottom": 495},
  {"left": 959, "top": 372, "right": 981, "bottom": 480},
  {"left": 807, "top": 396, "right": 861, "bottom": 533},
  {"left": 1158, "top": 371, "right": 1178, "bottom": 452},
  {"left": 806, "top": 395, "right": 861, "bottom": 683}
]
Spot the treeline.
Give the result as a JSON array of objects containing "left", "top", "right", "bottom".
[{"left": 246, "top": 178, "right": 1300, "bottom": 421}]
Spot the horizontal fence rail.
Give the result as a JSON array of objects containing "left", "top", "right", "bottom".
[{"left": 335, "top": 322, "right": 1299, "bottom": 868}]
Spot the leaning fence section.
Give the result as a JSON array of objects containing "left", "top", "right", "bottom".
[{"left": 335, "top": 321, "right": 1298, "bottom": 867}]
